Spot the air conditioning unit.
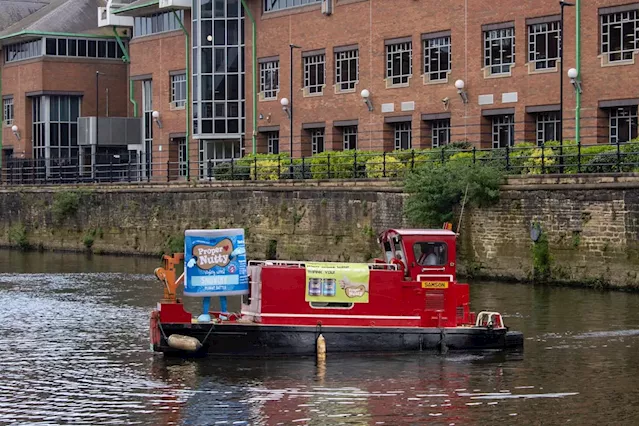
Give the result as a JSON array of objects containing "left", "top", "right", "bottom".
[{"left": 321, "top": 0, "right": 333, "bottom": 16}]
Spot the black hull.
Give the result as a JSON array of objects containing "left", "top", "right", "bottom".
[{"left": 154, "top": 323, "right": 524, "bottom": 357}]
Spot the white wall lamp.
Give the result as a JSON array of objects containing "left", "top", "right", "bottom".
[
  {"left": 361, "top": 89, "right": 373, "bottom": 112},
  {"left": 11, "top": 124, "right": 20, "bottom": 141},
  {"left": 152, "top": 110, "right": 162, "bottom": 128},
  {"left": 280, "top": 97, "right": 291, "bottom": 119},
  {"left": 454, "top": 79, "right": 469, "bottom": 103},
  {"left": 568, "top": 68, "right": 582, "bottom": 94}
]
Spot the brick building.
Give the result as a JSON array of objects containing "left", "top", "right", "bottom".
[{"left": 1, "top": 0, "right": 638, "bottom": 180}]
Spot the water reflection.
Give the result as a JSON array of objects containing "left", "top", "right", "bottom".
[{"left": 0, "top": 250, "right": 637, "bottom": 425}]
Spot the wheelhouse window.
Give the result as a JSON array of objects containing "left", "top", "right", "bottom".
[
  {"left": 342, "top": 126, "right": 357, "bottom": 150},
  {"left": 303, "top": 53, "right": 325, "bottom": 95},
  {"left": 267, "top": 131, "right": 279, "bottom": 154},
  {"left": 335, "top": 48, "right": 359, "bottom": 92},
  {"left": 430, "top": 119, "right": 450, "bottom": 148},
  {"left": 601, "top": 8, "right": 639, "bottom": 63},
  {"left": 535, "top": 112, "right": 561, "bottom": 145},
  {"left": 386, "top": 40, "right": 412, "bottom": 86},
  {"left": 264, "top": 0, "right": 321, "bottom": 12},
  {"left": 133, "top": 11, "right": 184, "bottom": 38},
  {"left": 528, "top": 21, "right": 560, "bottom": 70},
  {"left": 259, "top": 59, "right": 279, "bottom": 100},
  {"left": 171, "top": 73, "right": 187, "bottom": 108},
  {"left": 311, "top": 128, "right": 325, "bottom": 154},
  {"left": 492, "top": 114, "right": 515, "bottom": 148},
  {"left": 484, "top": 26, "right": 515, "bottom": 75},
  {"left": 3, "top": 97, "right": 14, "bottom": 126},
  {"left": 414, "top": 242, "right": 447, "bottom": 266},
  {"left": 394, "top": 122, "right": 412, "bottom": 150},
  {"left": 609, "top": 106, "right": 638, "bottom": 144},
  {"left": 423, "top": 33, "right": 451, "bottom": 82}
]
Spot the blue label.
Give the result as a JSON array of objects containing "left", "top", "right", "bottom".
[{"left": 184, "top": 232, "right": 248, "bottom": 296}]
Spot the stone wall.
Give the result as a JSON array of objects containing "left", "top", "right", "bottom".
[{"left": 0, "top": 174, "right": 637, "bottom": 288}]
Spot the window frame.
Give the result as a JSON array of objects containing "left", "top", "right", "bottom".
[
  {"left": 267, "top": 131, "right": 279, "bottom": 154},
  {"left": 491, "top": 114, "right": 515, "bottom": 148},
  {"left": 609, "top": 106, "right": 639, "bottom": 144},
  {"left": 133, "top": 11, "right": 184, "bottom": 38},
  {"left": 430, "top": 119, "right": 451, "bottom": 148},
  {"left": 413, "top": 241, "right": 448, "bottom": 266},
  {"left": 601, "top": 9, "right": 639, "bottom": 63},
  {"left": 259, "top": 60, "right": 279, "bottom": 100},
  {"left": 335, "top": 48, "right": 359, "bottom": 92},
  {"left": 170, "top": 73, "right": 187, "bottom": 108},
  {"left": 4, "top": 39, "right": 43, "bottom": 63},
  {"left": 311, "top": 128, "right": 325, "bottom": 154},
  {"left": 303, "top": 53, "right": 326, "bottom": 95},
  {"left": 484, "top": 27, "right": 515, "bottom": 75},
  {"left": 394, "top": 122, "right": 412, "bottom": 150},
  {"left": 423, "top": 35, "right": 451, "bottom": 82},
  {"left": 386, "top": 41, "right": 413, "bottom": 86},
  {"left": 3, "top": 97, "right": 14, "bottom": 126},
  {"left": 264, "top": 0, "right": 321, "bottom": 12},
  {"left": 535, "top": 111, "right": 561, "bottom": 146},
  {"left": 528, "top": 21, "right": 560, "bottom": 70},
  {"left": 342, "top": 126, "right": 358, "bottom": 150}
]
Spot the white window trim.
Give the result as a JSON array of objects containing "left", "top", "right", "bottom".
[
  {"left": 303, "top": 54, "right": 326, "bottom": 97},
  {"left": 334, "top": 49, "right": 359, "bottom": 93},
  {"left": 483, "top": 27, "right": 516, "bottom": 78},
  {"left": 422, "top": 36, "right": 451, "bottom": 84},
  {"left": 386, "top": 41, "right": 413, "bottom": 88}
]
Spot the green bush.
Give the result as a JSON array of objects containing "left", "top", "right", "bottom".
[
  {"left": 365, "top": 155, "right": 404, "bottom": 178},
  {"left": 8, "top": 223, "right": 31, "bottom": 251},
  {"left": 309, "top": 150, "right": 365, "bottom": 179},
  {"left": 52, "top": 191, "right": 81, "bottom": 223},
  {"left": 404, "top": 161, "right": 504, "bottom": 227}
]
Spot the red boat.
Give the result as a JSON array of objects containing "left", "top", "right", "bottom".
[{"left": 150, "top": 228, "right": 524, "bottom": 356}]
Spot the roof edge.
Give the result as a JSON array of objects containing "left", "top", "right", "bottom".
[
  {"left": 113, "top": 0, "right": 160, "bottom": 15},
  {"left": 0, "top": 30, "right": 121, "bottom": 42}
]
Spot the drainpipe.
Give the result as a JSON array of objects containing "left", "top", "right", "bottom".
[
  {"left": 241, "top": 0, "right": 257, "bottom": 155},
  {"left": 112, "top": 27, "right": 138, "bottom": 118},
  {"left": 575, "top": 0, "right": 581, "bottom": 144},
  {"left": 173, "top": 11, "right": 190, "bottom": 179}
]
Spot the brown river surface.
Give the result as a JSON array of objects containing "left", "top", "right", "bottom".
[{"left": 0, "top": 250, "right": 637, "bottom": 425}]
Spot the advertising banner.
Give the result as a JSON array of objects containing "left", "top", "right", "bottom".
[
  {"left": 184, "top": 229, "right": 248, "bottom": 297},
  {"left": 305, "top": 262, "right": 370, "bottom": 303}
]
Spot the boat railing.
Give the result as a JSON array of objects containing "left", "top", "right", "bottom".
[{"left": 248, "top": 260, "right": 398, "bottom": 271}]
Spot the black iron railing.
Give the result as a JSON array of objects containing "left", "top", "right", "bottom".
[{"left": 2, "top": 141, "right": 638, "bottom": 185}]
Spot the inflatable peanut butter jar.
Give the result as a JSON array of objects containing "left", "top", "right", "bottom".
[{"left": 184, "top": 229, "right": 248, "bottom": 298}]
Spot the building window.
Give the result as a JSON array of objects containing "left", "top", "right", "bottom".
[
  {"left": 601, "top": 10, "right": 639, "bottom": 63},
  {"left": 484, "top": 27, "right": 515, "bottom": 75},
  {"left": 42, "top": 37, "right": 122, "bottom": 59},
  {"left": 133, "top": 11, "right": 184, "bottom": 38},
  {"left": 394, "top": 122, "right": 412, "bottom": 150},
  {"left": 386, "top": 41, "right": 412, "bottom": 86},
  {"left": 267, "top": 131, "right": 279, "bottom": 154},
  {"left": 423, "top": 35, "right": 451, "bottom": 82},
  {"left": 3, "top": 98, "right": 14, "bottom": 126},
  {"left": 303, "top": 53, "right": 325, "bottom": 95},
  {"left": 177, "top": 138, "right": 187, "bottom": 177},
  {"left": 143, "top": 80, "right": 153, "bottom": 170},
  {"left": 311, "top": 129, "right": 325, "bottom": 154},
  {"left": 342, "top": 126, "right": 357, "bottom": 150},
  {"left": 260, "top": 60, "right": 279, "bottom": 100},
  {"left": 528, "top": 21, "right": 560, "bottom": 70},
  {"left": 171, "top": 74, "right": 187, "bottom": 108},
  {"left": 264, "top": 0, "right": 321, "bottom": 12},
  {"left": 4, "top": 39, "right": 42, "bottom": 63},
  {"left": 492, "top": 115, "right": 515, "bottom": 148},
  {"left": 609, "top": 106, "right": 638, "bottom": 144},
  {"left": 335, "top": 49, "right": 359, "bottom": 91},
  {"left": 31, "top": 96, "right": 81, "bottom": 161},
  {"left": 431, "top": 119, "right": 450, "bottom": 148},
  {"left": 535, "top": 112, "right": 561, "bottom": 145},
  {"left": 192, "top": 0, "right": 245, "bottom": 138}
]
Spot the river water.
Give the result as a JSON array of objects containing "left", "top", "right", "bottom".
[{"left": 0, "top": 250, "right": 637, "bottom": 425}]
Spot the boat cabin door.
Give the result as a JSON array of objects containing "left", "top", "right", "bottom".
[{"left": 379, "top": 233, "right": 410, "bottom": 277}]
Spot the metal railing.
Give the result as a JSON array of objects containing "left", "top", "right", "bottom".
[{"left": 2, "top": 141, "right": 638, "bottom": 185}]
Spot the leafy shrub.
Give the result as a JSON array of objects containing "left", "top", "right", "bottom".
[
  {"left": 404, "top": 161, "right": 504, "bottom": 227},
  {"left": 309, "top": 150, "right": 364, "bottom": 179},
  {"left": 8, "top": 223, "right": 31, "bottom": 251},
  {"left": 52, "top": 191, "right": 81, "bottom": 223},
  {"left": 365, "top": 155, "right": 404, "bottom": 178}
]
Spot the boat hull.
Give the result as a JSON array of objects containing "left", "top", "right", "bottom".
[{"left": 153, "top": 323, "right": 524, "bottom": 356}]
